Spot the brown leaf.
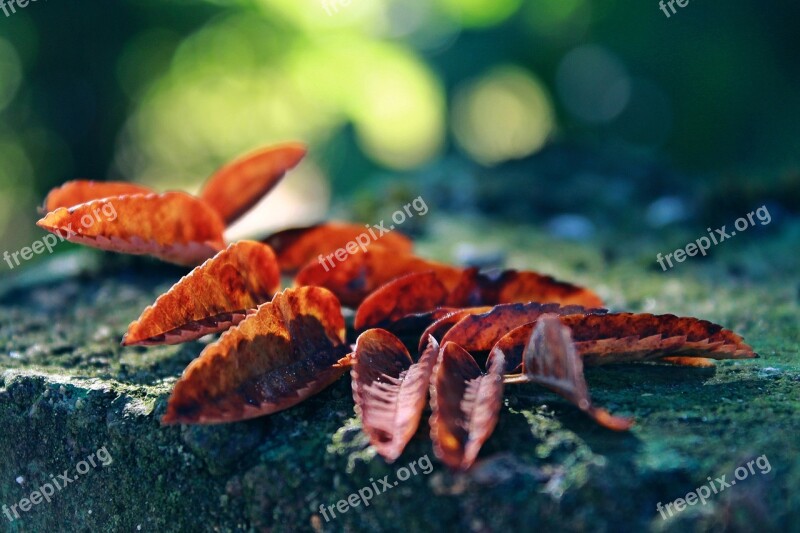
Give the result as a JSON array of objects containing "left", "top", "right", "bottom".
[
  {"left": 295, "top": 247, "right": 463, "bottom": 308},
  {"left": 42, "top": 180, "right": 154, "bottom": 212},
  {"left": 264, "top": 222, "right": 414, "bottom": 274},
  {"left": 430, "top": 342, "right": 505, "bottom": 470},
  {"left": 440, "top": 302, "right": 603, "bottom": 361},
  {"left": 199, "top": 142, "right": 307, "bottom": 226},
  {"left": 447, "top": 268, "right": 604, "bottom": 309},
  {"left": 163, "top": 287, "right": 349, "bottom": 425},
  {"left": 36, "top": 192, "right": 226, "bottom": 266},
  {"left": 351, "top": 330, "right": 439, "bottom": 462},
  {"left": 123, "top": 241, "right": 281, "bottom": 346},
  {"left": 659, "top": 357, "right": 716, "bottom": 368},
  {"left": 492, "top": 313, "right": 756, "bottom": 372},
  {"left": 417, "top": 307, "right": 494, "bottom": 353},
  {"left": 504, "top": 315, "right": 633, "bottom": 431},
  {"left": 354, "top": 272, "right": 450, "bottom": 331}
]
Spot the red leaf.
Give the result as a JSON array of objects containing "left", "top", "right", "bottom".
[
  {"left": 264, "top": 222, "right": 414, "bottom": 274},
  {"left": 503, "top": 315, "right": 633, "bottom": 431},
  {"left": 430, "top": 342, "right": 505, "bottom": 470},
  {"left": 351, "top": 330, "right": 439, "bottom": 462},
  {"left": 492, "top": 313, "right": 756, "bottom": 372},
  {"left": 295, "top": 248, "right": 463, "bottom": 308},
  {"left": 36, "top": 192, "right": 226, "bottom": 266},
  {"left": 199, "top": 142, "right": 307, "bottom": 226},
  {"left": 42, "top": 180, "right": 154, "bottom": 212},
  {"left": 354, "top": 272, "right": 450, "bottom": 331},
  {"left": 162, "top": 287, "right": 349, "bottom": 425},
  {"left": 417, "top": 307, "right": 494, "bottom": 353},
  {"left": 123, "top": 241, "right": 281, "bottom": 346}
]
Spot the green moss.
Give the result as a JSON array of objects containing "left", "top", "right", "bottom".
[{"left": 1, "top": 216, "right": 798, "bottom": 531}]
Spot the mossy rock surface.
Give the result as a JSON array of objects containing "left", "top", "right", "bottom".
[{"left": 1, "top": 216, "right": 798, "bottom": 532}]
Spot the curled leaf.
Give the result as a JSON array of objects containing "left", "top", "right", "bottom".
[
  {"left": 417, "top": 307, "right": 495, "bottom": 353},
  {"left": 36, "top": 192, "right": 226, "bottom": 266},
  {"left": 42, "top": 180, "right": 154, "bottom": 212},
  {"left": 163, "top": 287, "right": 349, "bottom": 424},
  {"left": 492, "top": 313, "right": 757, "bottom": 372},
  {"left": 352, "top": 330, "right": 439, "bottom": 462},
  {"left": 265, "top": 222, "right": 414, "bottom": 274},
  {"left": 199, "top": 142, "right": 307, "bottom": 226},
  {"left": 430, "top": 342, "right": 505, "bottom": 470},
  {"left": 123, "top": 241, "right": 281, "bottom": 346},
  {"left": 354, "top": 272, "right": 450, "bottom": 331},
  {"left": 295, "top": 248, "right": 463, "bottom": 308},
  {"left": 504, "top": 315, "right": 633, "bottom": 431}
]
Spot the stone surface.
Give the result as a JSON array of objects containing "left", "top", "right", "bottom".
[{"left": 0, "top": 215, "right": 798, "bottom": 532}]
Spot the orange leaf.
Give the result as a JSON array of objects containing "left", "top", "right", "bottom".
[
  {"left": 354, "top": 272, "right": 450, "bottom": 331},
  {"left": 440, "top": 302, "right": 604, "bottom": 359},
  {"left": 265, "top": 222, "right": 414, "bottom": 274},
  {"left": 659, "top": 356, "right": 716, "bottom": 368},
  {"left": 199, "top": 142, "right": 307, "bottom": 226},
  {"left": 162, "top": 287, "right": 349, "bottom": 425},
  {"left": 123, "top": 241, "right": 281, "bottom": 346},
  {"left": 503, "top": 315, "right": 633, "bottom": 431},
  {"left": 295, "top": 248, "right": 463, "bottom": 308},
  {"left": 42, "top": 180, "right": 154, "bottom": 212},
  {"left": 448, "top": 268, "right": 604, "bottom": 309},
  {"left": 351, "top": 330, "right": 439, "bottom": 462},
  {"left": 417, "top": 307, "right": 494, "bottom": 353},
  {"left": 492, "top": 313, "right": 756, "bottom": 372},
  {"left": 36, "top": 192, "right": 226, "bottom": 266},
  {"left": 429, "top": 342, "right": 505, "bottom": 470}
]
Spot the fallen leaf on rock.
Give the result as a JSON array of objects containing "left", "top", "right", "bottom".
[
  {"left": 199, "top": 142, "right": 307, "bottom": 226},
  {"left": 352, "top": 330, "right": 439, "bottom": 462},
  {"left": 123, "top": 241, "right": 281, "bottom": 346},
  {"left": 37, "top": 192, "right": 226, "bottom": 266},
  {"left": 162, "top": 287, "right": 349, "bottom": 424},
  {"left": 430, "top": 342, "right": 505, "bottom": 470}
]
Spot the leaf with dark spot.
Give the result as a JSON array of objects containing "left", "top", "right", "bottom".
[
  {"left": 199, "top": 142, "right": 307, "bottom": 226},
  {"left": 430, "top": 342, "right": 505, "bottom": 470},
  {"left": 352, "top": 330, "right": 439, "bottom": 462},
  {"left": 37, "top": 192, "right": 226, "bottom": 266},
  {"left": 123, "top": 241, "right": 281, "bottom": 346},
  {"left": 162, "top": 287, "right": 349, "bottom": 425},
  {"left": 264, "top": 222, "right": 414, "bottom": 274},
  {"left": 502, "top": 315, "right": 633, "bottom": 431}
]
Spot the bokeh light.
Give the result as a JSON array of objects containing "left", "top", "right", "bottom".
[{"left": 452, "top": 66, "right": 555, "bottom": 165}]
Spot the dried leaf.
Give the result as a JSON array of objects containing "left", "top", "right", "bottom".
[
  {"left": 37, "top": 192, "right": 226, "bottom": 266},
  {"left": 265, "top": 222, "right": 414, "bottom": 274},
  {"left": 199, "top": 142, "right": 307, "bottom": 226},
  {"left": 440, "top": 302, "right": 603, "bottom": 359},
  {"left": 504, "top": 315, "right": 633, "bottom": 431},
  {"left": 42, "top": 180, "right": 154, "bottom": 212},
  {"left": 417, "top": 307, "right": 494, "bottom": 353},
  {"left": 448, "top": 268, "right": 604, "bottom": 309},
  {"left": 163, "top": 287, "right": 349, "bottom": 424},
  {"left": 430, "top": 342, "right": 505, "bottom": 470},
  {"left": 123, "top": 241, "right": 281, "bottom": 346},
  {"left": 295, "top": 248, "right": 463, "bottom": 308},
  {"left": 659, "top": 356, "right": 716, "bottom": 368},
  {"left": 492, "top": 313, "right": 756, "bottom": 371},
  {"left": 351, "top": 330, "right": 439, "bottom": 462},
  {"left": 354, "top": 272, "right": 450, "bottom": 331}
]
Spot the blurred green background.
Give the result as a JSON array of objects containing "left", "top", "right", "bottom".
[{"left": 0, "top": 0, "right": 798, "bottom": 255}]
